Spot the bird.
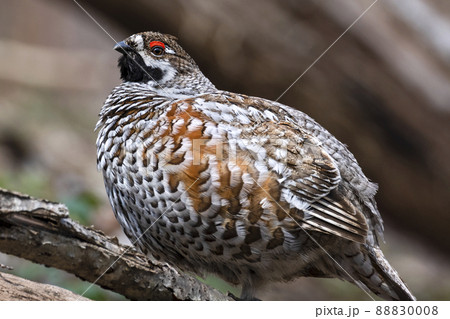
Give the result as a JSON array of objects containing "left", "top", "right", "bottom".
[{"left": 96, "top": 31, "right": 415, "bottom": 301}]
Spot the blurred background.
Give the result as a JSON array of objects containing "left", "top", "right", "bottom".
[{"left": 0, "top": 0, "right": 449, "bottom": 300}]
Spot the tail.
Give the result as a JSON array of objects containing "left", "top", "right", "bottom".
[{"left": 348, "top": 245, "right": 416, "bottom": 301}]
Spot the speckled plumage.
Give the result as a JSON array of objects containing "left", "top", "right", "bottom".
[{"left": 96, "top": 31, "right": 415, "bottom": 300}]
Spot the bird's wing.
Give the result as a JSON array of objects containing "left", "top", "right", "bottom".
[
  {"left": 189, "top": 92, "right": 369, "bottom": 243},
  {"left": 242, "top": 120, "right": 368, "bottom": 243}
]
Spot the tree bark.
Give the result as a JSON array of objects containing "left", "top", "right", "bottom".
[
  {"left": 0, "top": 188, "right": 231, "bottom": 301},
  {"left": 0, "top": 272, "right": 89, "bottom": 301}
]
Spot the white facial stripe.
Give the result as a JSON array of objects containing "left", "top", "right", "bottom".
[
  {"left": 137, "top": 51, "right": 177, "bottom": 84},
  {"left": 165, "top": 46, "right": 175, "bottom": 54},
  {"left": 158, "top": 62, "right": 177, "bottom": 83},
  {"left": 138, "top": 51, "right": 158, "bottom": 68},
  {"left": 132, "top": 35, "right": 144, "bottom": 51}
]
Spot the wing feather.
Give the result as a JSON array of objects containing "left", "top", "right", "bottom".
[
  {"left": 191, "top": 93, "right": 369, "bottom": 243},
  {"left": 240, "top": 117, "right": 369, "bottom": 243}
]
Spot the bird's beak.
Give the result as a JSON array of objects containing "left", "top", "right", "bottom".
[{"left": 114, "top": 41, "right": 133, "bottom": 53}]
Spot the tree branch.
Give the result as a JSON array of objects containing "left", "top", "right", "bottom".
[
  {"left": 0, "top": 272, "right": 90, "bottom": 301},
  {"left": 0, "top": 188, "right": 231, "bottom": 300}
]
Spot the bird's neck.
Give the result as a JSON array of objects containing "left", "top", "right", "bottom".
[{"left": 144, "top": 70, "right": 218, "bottom": 99}]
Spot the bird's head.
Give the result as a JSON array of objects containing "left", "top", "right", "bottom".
[{"left": 114, "top": 31, "right": 215, "bottom": 95}]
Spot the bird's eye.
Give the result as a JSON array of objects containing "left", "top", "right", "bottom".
[{"left": 149, "top": 41, "right": 165, "bottom": 56}]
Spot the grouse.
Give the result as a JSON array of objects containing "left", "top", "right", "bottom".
[{"left": 96, "top": 31, "right": 415, "bottom": 300}]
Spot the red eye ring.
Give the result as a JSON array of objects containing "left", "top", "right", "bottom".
[
  {"left": 149, "top": 41, "right": 165, "bottom": 56},
  {"left": 149, "top": 41, "right": 165, "bottom": 49}
]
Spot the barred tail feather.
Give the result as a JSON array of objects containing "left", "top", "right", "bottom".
[{"left": 352, "top": 245, "right": 416, "bottom": 301}]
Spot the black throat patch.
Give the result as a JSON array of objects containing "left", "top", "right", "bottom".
[{"left": 118, "top": 53, "right": 163, "bottom": 83}]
